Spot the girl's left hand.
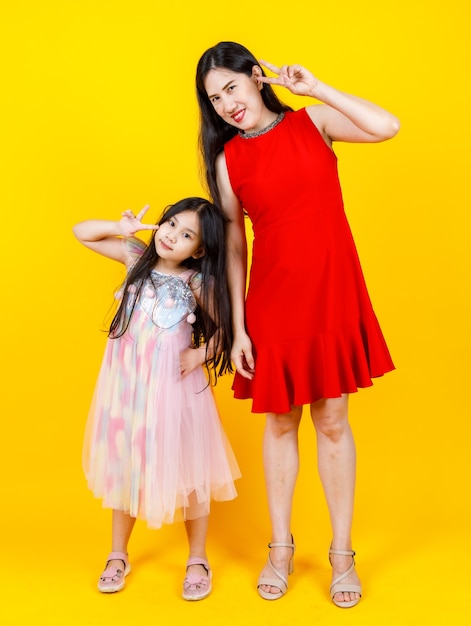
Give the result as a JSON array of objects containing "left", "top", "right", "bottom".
[
  {"left": 180, "top": 346, "right": 204, "bottom": 379},
  {"left": 258, "top": 59, "right": 319, "bottom": 97}
]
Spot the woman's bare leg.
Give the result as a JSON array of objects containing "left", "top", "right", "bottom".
[
  {"left": 258, "top": 406, "right": 302, "bottom": 595},
  {"left": 310, "top": 395, "right": 360, "bottom": 605}
]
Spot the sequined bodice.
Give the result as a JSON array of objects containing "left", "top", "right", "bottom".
[{"left": 122, "top": 271, "right": 197, "bottom": 330}]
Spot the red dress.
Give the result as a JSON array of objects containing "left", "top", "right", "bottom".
[{"left": 224, "top": 108, "right": 394, "bottom": 414}]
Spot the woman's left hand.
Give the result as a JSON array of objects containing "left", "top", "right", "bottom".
[{"left": 258, "top": 60, "right": 319, "bottom": 97}]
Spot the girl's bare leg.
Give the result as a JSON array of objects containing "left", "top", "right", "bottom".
[
  {"left": 104, "top": 509, "right": 136, "bottom": 569},
  {"left": 184, "top": 494, "right": 210, "bottom": 579}
]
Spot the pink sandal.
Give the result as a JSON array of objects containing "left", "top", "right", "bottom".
[
  {"left": 182, "top": 557, "right": 212, "bottom": 601},
  {"left": 97, "top": 551, "right": 131, "bottom": 593}
]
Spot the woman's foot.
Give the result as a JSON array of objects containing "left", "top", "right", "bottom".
[
  {"left": 182, "top": 557, "right": 212, "bottom": 601},
  {"left": 258, "top": 539, "right": 295, "bottom": 600},
  {"left": 329, "top": 548, "right": 361, "bottom": 608}
]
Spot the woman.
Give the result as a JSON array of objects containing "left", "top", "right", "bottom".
[{"left": 195, "top": 41, "right": 399, "bottom": 607}]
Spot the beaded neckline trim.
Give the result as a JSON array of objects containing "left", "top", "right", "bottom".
[{"left": 238, "top": 112, "right": 285, "bottom": 139}]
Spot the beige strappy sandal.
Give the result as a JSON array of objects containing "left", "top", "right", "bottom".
[
  {"left": 329, "top": 548, "right": 362, "bottom": 608},
  {"left": 257, "top": 537, "right": 295, "bottom": 600}
]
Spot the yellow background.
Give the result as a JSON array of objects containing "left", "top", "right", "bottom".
[{"left": 1, "top": 1, "right": 470, "bottom": 624}]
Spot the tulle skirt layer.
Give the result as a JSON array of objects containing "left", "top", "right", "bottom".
[{"left": 83, "top": 310, "right": 240, "bottom": 528}]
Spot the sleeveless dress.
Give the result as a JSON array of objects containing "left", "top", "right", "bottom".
[
  {"left": 224, "top": 108, "right": 395, "bottom": 414},
  {"left": 83, "top": 237, "right": 240, "bottom": 529}
]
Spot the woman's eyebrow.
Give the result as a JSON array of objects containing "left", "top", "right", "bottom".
[{"left": 208, "top": 80, "right": 234, "bottom": 99}]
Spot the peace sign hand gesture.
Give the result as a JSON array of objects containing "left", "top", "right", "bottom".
[
  {"left": 118, "top": 205, "right": 159, "bottom": 237},
  {"left": 258, "top": 59, "right": 319, "bottom": 98}
]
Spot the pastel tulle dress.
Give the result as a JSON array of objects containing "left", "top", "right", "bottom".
[
  {"left": 83, "top": 237, "right": 240, "bottom": 529},
  {"left": 224, "top": 108, "right": 395, "bottom": 414}
]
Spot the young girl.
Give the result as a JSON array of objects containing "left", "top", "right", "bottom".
[
  {"left": 196, "top": 42, "right": 400, "bottom": 607},
  {"left": 73, "top": 198, "right": 240, "bottom": 601}
]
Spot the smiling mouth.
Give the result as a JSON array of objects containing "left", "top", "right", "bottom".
[
  {"left": 232, "top": 109, "right": 245, "bottom": 123},
  {"left": 160, "top": 240, "right": 172, "bottom": 251}
]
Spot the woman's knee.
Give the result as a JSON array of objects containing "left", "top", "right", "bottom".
[
  {"left": 266, "top": 407, "right": 302, "bottom": 437},
  {"left": 310, "top": 396, "right": 349, "bottom": 441}
]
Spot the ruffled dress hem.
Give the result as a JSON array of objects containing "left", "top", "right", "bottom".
[{"left": 232, "top": 312, "right": 394, "bottom": 414}]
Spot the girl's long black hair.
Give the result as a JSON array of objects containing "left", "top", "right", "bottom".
[
  {"left": 109, "top": 197, "right": 233, "bottom": 381},
  {"left": 195, "top": 41, "right": 292, "bottom": 204}
]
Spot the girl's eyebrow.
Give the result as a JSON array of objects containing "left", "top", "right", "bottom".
[
  {"left": 207, "top": 80, "right": 235, "bottom": 99},
  {"left": 172, "top": 215, "right": 198, "bottom": 237}
]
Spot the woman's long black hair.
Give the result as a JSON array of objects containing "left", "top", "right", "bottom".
[
  {"left": 109, "top": 197, "right": 233, "bottom": 381},
  {"left": 195, "top": 41, "right": 292, "bottom": 204}
]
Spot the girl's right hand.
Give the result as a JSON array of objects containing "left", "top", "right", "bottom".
[
  {"left": 231, "top": 331, "right": 255, "bottom": 380},
  {"left": 118, "top": 205, "right": 159, "bottom": 237}
]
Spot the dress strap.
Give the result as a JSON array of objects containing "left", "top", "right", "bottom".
[
  {"left": 178, "top": 269, "right": 195, "bottom": 282},
  {"left": 181, "top": 269, "right": 203, "bottom": 287}
]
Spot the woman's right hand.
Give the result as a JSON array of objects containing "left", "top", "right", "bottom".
[
  {"left": 231, "top": 331, "right": 255, "bottom": 380},
  {"left": 258, "top": 60, "right": 319, "bottom": 98}
]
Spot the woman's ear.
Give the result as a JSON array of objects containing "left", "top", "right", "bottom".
[
  {"left": 251, "top": 65, "right": 264, "bottom": 90},
  {"left": 192, "top": 247, "right": 205, "bottom": 259}
]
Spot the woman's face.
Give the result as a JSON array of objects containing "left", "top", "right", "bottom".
[{"left": 204, "top": 67, "right": 277, "bottom": 134}]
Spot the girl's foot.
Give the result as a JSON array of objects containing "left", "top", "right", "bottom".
[
  {"left": 182, "top": 557, "right": 212, "bottom": 601},
  {"left": 98, "top": 551, "right": 131, "bottom": 593}
]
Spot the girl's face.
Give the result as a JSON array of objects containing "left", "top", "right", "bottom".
[
  {"left": 154, "top": 210, "right": 204, "bottom": 268},
  {"left": 204, "top": 67, "right": 277, "bottom": 134}
]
